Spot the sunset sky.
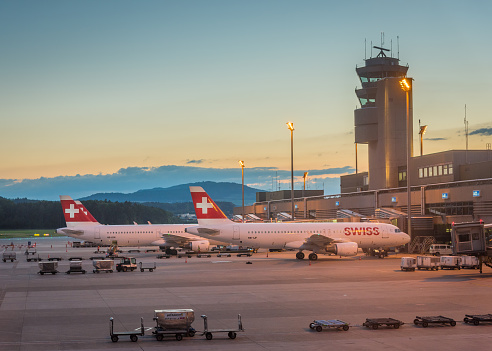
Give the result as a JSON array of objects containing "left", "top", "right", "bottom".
[{"left": 1, "top": 0, "right": 491, "bottom": 200}]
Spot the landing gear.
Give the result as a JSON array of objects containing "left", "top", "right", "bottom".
[
  {"left": 308, "top": 253, "right": 318, "bottom": 261},
  {"left": 296, "top": 251, "right": 305, "bottom": 260}
]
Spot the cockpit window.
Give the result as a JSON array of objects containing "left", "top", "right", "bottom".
[{"left": 395, "top": 228, "right": 401, "bottom": 233}]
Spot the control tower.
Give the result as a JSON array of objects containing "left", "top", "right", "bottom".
[{"left": 354, "top": 46, "right": 413, "bottom": 190}]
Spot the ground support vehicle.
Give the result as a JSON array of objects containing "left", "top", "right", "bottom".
[
  {"left": 157, "top": 254, "right": 171, "bottom": 259},
  {"left": 429, "top": 244, "right": 453, "bottom": 256},
  {"left": 48, "top": 257, "right": 62, "bottom": 261},
  {"left": 200, "top": 314, "right": 244, "bottom": 340},
  {"left": 463, "top": 314, "right": 492, "bottom": 325},
  {"left": 414, "top": 316, "right": 456, "bottom": 328},
  {"left": 38, "top": 261, "right": 59, "bottom": 275},
  {"left": 153, "top": 309, "right": 195, "bottom": 341},
  {"left": 93, "top": 259, "right": 114, "bottom": 273},
  {"left": 400, "top": 257, "right": 416, "bottom": 271},
  {"left": 109, "top": 317, "right": 145, "bottom": 342},
  {"left": 217, "top": 253, "right": 232, "bottom": 257},
  {"left": 440, "top": 256, "right": 461, "bottom": 270},
  {"left": 25, "top": 247, "right": 36, "bottom": 256},
  {"left": 417, "top": 256, "right": 440, "bottom": 270},
  {"left": 460, "top": 256, "right": 479, "bottom": 269},
  {"left": 362, "top": 318, "right": 404, "bottom": 329},
  {"left": 116, "top": 257, "right": 137, "bottom": 272},
  {"left": 237, "top": 253, "right": 252, "bottom": 257},
  {"left": 197, "top": 254, "right": 212, "bottom": 258},
  {"left": 68, "top": 257, "right": 83, "bottom": 261},
  {"left": 66, "top": 260, "right": 86, "bottom": 274},
  {"left": 3, "top": 251, "right": 16, "bottom": 262},
  {"left": 139, "top": 261, "right": 156, "bottom": 272},
  {"left": 309, "top": 319, "right": 349, "bottom": 332},
  {"left": 26, "top": 255, "right": 41, "bottom": 262}
]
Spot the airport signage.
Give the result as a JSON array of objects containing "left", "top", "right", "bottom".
[
  {"left": 442, "top": 192, "right": 449, "bottom": 200},
  {"left": 391, "top": 197, "right": 397, "bottom": 203},
  {"left": 473, "top": 190, "right": 481, "bottom": 197},
  {"left": 335, "top": 201, "right": 340, "bottom": 206}
]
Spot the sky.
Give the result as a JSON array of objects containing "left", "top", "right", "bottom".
[{"left": 1, "top": 0, "right": 491, "bottom": 201}]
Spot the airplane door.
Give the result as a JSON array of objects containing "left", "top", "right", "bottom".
[
  {"left": 382, "top": 227, "right": 389, "bottom": 239},
  {"left": 233, "top": 226, "right": 240, "bottom": 240},
  {"left": 95, "top": 228, "right": 101, "bottom": 240}
]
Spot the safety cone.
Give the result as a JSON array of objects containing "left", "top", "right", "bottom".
[{"left": 309, "top": 260, "right": 311, "bottom": 266}]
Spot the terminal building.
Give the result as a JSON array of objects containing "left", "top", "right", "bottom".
[{"left": 234, "top": 44, "right": 492, "bottom": 247}]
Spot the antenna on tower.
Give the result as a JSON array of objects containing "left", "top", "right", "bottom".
[
  {"left": 364, "top": 38, "right": 367, "bottom": 60},
  {"left": 464, "top": 104, "right": 469, "bottom": 150},
  {"left": 397, "top": 36, "right": 400, "bottom": 60},
  {"left": 381, "top": 32, "right": 384, "bottom": 47},
  {"left": 391, "top": 39, "right": 393, "bottom": 58},
  {"left": 370, "top": 41, "right": 373, "bottom": 58}
]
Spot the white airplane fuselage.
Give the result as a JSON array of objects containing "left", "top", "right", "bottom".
[
  {"left": 57, "top": 223, "right": 196, "bottom": 246},
  {"left": 187, "top": 222, "right": 409, "bottom": 251}
]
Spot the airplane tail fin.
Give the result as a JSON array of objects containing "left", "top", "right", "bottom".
[
  {"left": 60, "top": 196, "right": 100, "bottom": 227},
  {"left": 190, "top": 186, "right": 231, "bottom": 225}
]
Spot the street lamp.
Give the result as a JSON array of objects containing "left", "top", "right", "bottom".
[
  {"left": 399, "top": 77, "right": 412, "bottom": 240},
  {"left": 418, "top": 122, "right": 428, "bottom": 156},
  {"left": 303, "top": 172, "right": 309, "bottom": 196},
  {"left": 286, "top": 122, "right": 295, "bottom": 220},
  {"left": 239, "top": 160, "right": 245, "bottom": 223}
]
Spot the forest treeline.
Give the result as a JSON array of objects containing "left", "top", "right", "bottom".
[{"left": 0, "top": 197, "right": 182, "bottom": 229}]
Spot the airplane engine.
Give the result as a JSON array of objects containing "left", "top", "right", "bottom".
[
  {"left": 189, "top": 240, "right": 210, "bottom": 253},
  {"left": 326, "top": 242, "right": 358, "bottom": 256}
]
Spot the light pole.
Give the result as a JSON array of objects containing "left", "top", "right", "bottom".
[
  {"left": 303, "top": 172, "right": 308, "bottom": 197},
  {"left": 400, "top": 78, "right": 413, "bottom": 239},
  {"left": 239, "top": 160, "right": 245, "bottom": 223},
  {"left": 287, "top": 122, "right": 295, "bottom": 220},
  {"left": 418, "top": 121, "right": 428, "bottom": 156}
]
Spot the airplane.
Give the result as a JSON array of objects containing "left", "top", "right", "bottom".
[
  {"left": 185, "top": 186, "right": 411, "bottom": 260},
  {"left": 56, "top": 195, "right": 227, "bottom": 251}
]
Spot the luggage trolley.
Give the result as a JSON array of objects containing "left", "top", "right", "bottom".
[
  {"left": 414, "top": 315, "right": 456, "bottom": 328},
  {"left": 464, "top": 314, "right": 492, "bottom": 325},
  {"left": 201, "top": 314, "right": 244, "bottom": 340},
  {"left": 362, "top": 318, "right": 404, "bottom": 329},
  {"left": 109, "top": 317, "right": 145, "bottom": 342},
  {"left": 309, "top": 319, "right": 349, "bottom": 332},
  {"left": 153, "top": 309, "right": 196, "bottom": 341}
]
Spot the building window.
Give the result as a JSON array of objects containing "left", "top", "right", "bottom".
[
  {"left": 438, "top": 165, "right": 443, "bottom": 176},
  {"left": 428, "top": 167, "right": 433, "bottom": 177},
  {"left": 419, "top": 168, "right": 423, "bottom": 178},
  {"left": 449, "top": 164, "right": 453, "bottom": 174}
]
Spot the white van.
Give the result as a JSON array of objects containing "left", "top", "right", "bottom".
[{"left": 429, "top": 244, "right": 453, "bottom": 256}]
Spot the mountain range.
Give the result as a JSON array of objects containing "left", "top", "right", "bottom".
[{"left": 79, "top": 181, "right": 260, "bottom": 206}]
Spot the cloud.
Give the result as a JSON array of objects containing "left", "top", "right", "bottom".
[
  {"left": 0, "top": 165, "right": 354, "bottom": 201},
  {"left": 425, "top": 137, "right": 448, "bottom": 141},
  {"left": 186, "top": 159, "right": 205, "bottom": 164},
  {"left": 469, "top": 128, "right": 492, "bottom": 136}
]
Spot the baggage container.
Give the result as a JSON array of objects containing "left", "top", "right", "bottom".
[
  {"left": 66, "top": 260, "right": 86, "bottom": 274},
  {"left": 93, "top": 259, "right": 114, "bottom": 273},
  {"left": 417, "top": 256, "right": 440, "bottom": 270},
  {"left": 3, "top": 251, "right": 16, "bottom": 262},
  {"left": 460, "top": 255, "right": 479, "bottom": 269},
  {"left": 38, "top": 261, "right": 58, "bottom": 275},
  {"left": 440, "top": 256, "right": 461, "bottom": 270},
  {"left": 154, "top": 309, "right": 194, "bottom": 330},
  {"left": 400, "top": 257, "right": 416, "bottom": 271}
]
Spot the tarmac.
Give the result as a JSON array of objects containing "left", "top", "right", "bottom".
[{"left": 2, "top": 236, "right": 492, "bottom": 350}]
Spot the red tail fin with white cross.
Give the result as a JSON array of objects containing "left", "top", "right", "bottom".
[
  {"left": 189, "top": 186, "right": 231, "bottom": 225},
  {"left": 60, "top": 195, "right": 100, "bottom": 227}
]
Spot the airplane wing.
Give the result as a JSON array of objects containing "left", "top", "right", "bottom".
[
  {"left": 161, "top": 233, "right": 194, "bottom": 247},
  {"left": 303, "top": 234, "right": 352, "bottom": 249}
]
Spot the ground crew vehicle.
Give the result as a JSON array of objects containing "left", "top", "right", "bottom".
[
  {"left": 116, "top": 257, "right": 137, "bottom": 272},
  {"left": 429, "top": 244, "right": 453, "bottom": 256},
  {"left": 2, "top": 251, "right": 16, "bottom": 262},
  {"left": 400, "top": 257, "right": 416, "bottom": 271}
]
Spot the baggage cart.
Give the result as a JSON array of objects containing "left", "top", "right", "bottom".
[
  {"left": 66, "top": 260, "right": 86, "bottom": 274},
  {"left": 400, "top": 257, "right": 416, "bottom": 271},
  {"left": 309, "top": 319, "right": 349, "bottom": 332},
  {"left": 417, "top": 256, "right": 440, "bottom": 270},
  {"left": 109, "top": 317, "right": 145, "bottom": 342},
  {"left": 92, "top": 259, "right": 114, "bottom": 273},
  {"left": 362, "top": 318, "right": 404, "bottom": 329},
  {"left": 217, "top": 253, "right": 231, "bottom": 257},
  {"left": 413, "top": 315, "right": 456, "bottom": 327},
  {"left": 197, "top": 254, "right": 212, "bottom": 258},
  {"left": 460, "top": 256, "right": 479, "bottom": 269},
  {"left": 463, "top": 314, "right": 492, "bottom": 325},
  {"left": 201, "top": 314, "right": 244, "bottom": 340},
  {"left": 25, "top": 247, "right": 37, "bottom": 255},
  {"left": 26, "top": 255, "right": 41, "bottom": 262},
  {"left": 3, "top": 251, "right": 16, "bottom": 262},
  {"left": 157, "top": 254, "right": 171, "bottom": 259},
  {"left": 38, "top": 261, "right": 59, "bottom": 275},
  {"left": 153, "top": 309, "right": 196, "bottom": 341},
  {"left": 139, "top": 261, "right": 156, "bottom": 272},
  {"left": 440, "top": 256, "right": 461, "bottom": 270}
]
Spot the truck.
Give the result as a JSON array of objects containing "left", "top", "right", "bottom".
[{"left": 116, "top": 257, "right": 137, "bottom": 272}]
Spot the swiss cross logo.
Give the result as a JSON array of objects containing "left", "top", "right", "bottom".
[
  {"left": 65, "top": 204, "right": 80, "bottom": 218},
  {"left": 196, "top": 197, "right": 214, "bottom": 214}
]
